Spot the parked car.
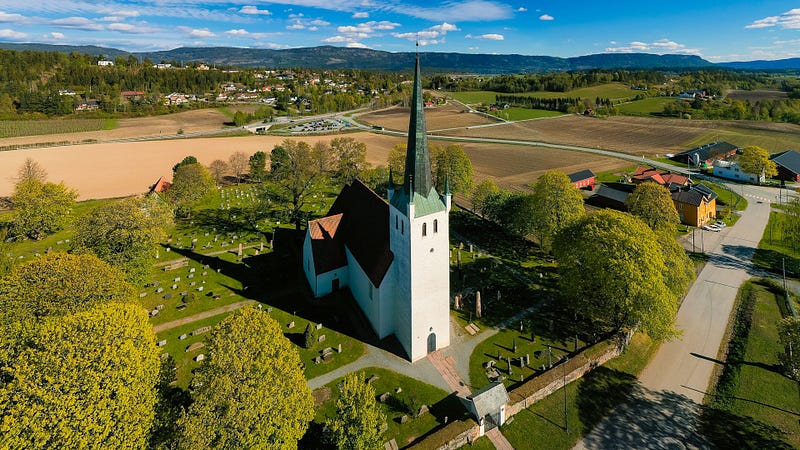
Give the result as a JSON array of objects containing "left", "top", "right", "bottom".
[
  {"left": 714, "top": 221, "right": 727, "bottom": 228},
  {"left": 702, "top": 225, "right": 721, "bottom": 232}
]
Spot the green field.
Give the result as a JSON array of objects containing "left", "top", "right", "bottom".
[
  {"left": 0, "top": 118, "right": 115, "bottom": 138},
  {"left": 487, "top": 107, "right": 563, "bottom": 121},
  {"left": 616, "top": 97, "right": 674, "bottom": 116},
  {"left": 683, "top": 127, "right": 800, "bottom": 156},
  {"left": 448, "top": 83, "right": 636, "bottom": 106}
]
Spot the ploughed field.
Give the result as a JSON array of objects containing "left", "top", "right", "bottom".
[{"left": 357, "top": 102, "right": 500, "bottom": 131}]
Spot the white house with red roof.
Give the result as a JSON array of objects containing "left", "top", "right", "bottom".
[{"left": 303, "top": 56, "right": 451, "bottom": 362}]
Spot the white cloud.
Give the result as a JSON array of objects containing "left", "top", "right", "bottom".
[
  {"left": 225, "top": 29, "right": 251, "bottom": 36},
  {"left": 395, "top": 0, "right": 513, "bottom": 22},
  {"left": 0, "top": 29, "right": 27, "bottom": 40},
  {"left": 45, "top": 32, "right": 65, "bottom": 39},
  {"left": 323, "top": 35, "right": 350, "bottom": 43},
  {"left": 310, "top": 19, "right": 330, "bottom": 26},
  {"left": 391, "top": 22, "right": 458, "bottom": 45},
  {"left": 177, "top": 26, "right": 216, "bottom": 38},
  {"left": 539, "top": 14, "right": 554, "bottom": 21},
  {"left": 287, "top": 21, "right": 306, "bottom": 30},
  {"left": 51, "top": 16, "right": 104, "bottom": 31},
  {"left": 466, "top": 33, "right": 504, "bottom": 40},
  {"left": 747, "top": 9, "right": 800, "bottom": 29},
  {"left": 605, "top": 39, "right": 701, "bottom": 55},
  {"left": 430, "top": 22, "right": 459, "bottom": 33},
  {"left": 240, "top": 5, "right": 272, "bottom": 15},
  {"left": 253, "top": 42, "right": 290, "bottom": 50},
  {"left": 347, "top": 42, "right": 368, "bottom": 48},
  {"left": 0, "top": 11, "right": 24, "bottom": 23},
  {"left": 352, "top": 12, "right": 369, "bottom": 19},
  {"left": 517, "top": 7, "right": 527, "bottom": 12}
]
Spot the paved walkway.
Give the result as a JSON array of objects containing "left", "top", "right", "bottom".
[
  {"left": 428, "top": 350, "right": 471, "bottom": 397},
  {"left": 575, "top": 190, "right": 773, "bottom": 449},
  {"left": 152, "top": 300, "right": 256, "bottom": 333},
  {"left": 485, "top": 428, "right": 514, "bottom": 450}
]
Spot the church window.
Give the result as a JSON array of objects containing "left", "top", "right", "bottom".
[
  {"left": 422, "top": 222, "right": 427, "bottom": 237},
  {"left": 433, "top": 219, "right": 438, "bottom": 234},
  {"left": 401, "top": 221, "right": 404, "bottom": 234}
]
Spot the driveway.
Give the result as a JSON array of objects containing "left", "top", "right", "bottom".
[{"left": 575, "top": 193, "right": 773, "bottom": 449}]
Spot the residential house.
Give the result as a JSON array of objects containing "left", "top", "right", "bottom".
[
  {"left": 567, "top": 169, "right": 596, "bottom": 190},
  {"left": 75, "top": 100, "right": 100, "bottom": 111},
  {"left": 670, "top": 142, "right": 738, "bottom": 167},
  {"left": 97, "top": 60, "right": 114, "bottom": 66},
  {"left": 770, "top": 150, "right": 800, "bottom": 182},
  {"left": 631, "top": 166, "right": 690, "bottom": 188},
  {"left": 672, "top": 184, "right": 717, "bottom": 227},
  {"left": 120, "top": 91, "right": 144, "bottom": 101},
  {"left": 149, "top": 176, "right": 172, "bottom": 194},
  {"left": 712, "top": 160, "right": 763, "bottom": 183}
]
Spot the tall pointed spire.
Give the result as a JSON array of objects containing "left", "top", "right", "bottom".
[{"left": 403, "top": 50, "right": 433, "bottom": 199}]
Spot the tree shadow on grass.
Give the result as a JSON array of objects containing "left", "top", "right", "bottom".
[
  {"left": 576, "top": 367, "right": 638, "bottom": 431},
  {"left": 699, "top": 405, "right": 794, "bottom": 450},
  {"left": 753, "top": 248, "right": 800, "bottom": 279}
]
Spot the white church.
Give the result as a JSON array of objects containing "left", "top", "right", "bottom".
[{"left": 302, "top": 56, "right": 451, "bottom": 362}]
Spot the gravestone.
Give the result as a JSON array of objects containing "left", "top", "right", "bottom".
[
  {"left": 194, "top": 354, "right": 205, "bottom": 362},
  {"left": 174, "top": 277, "right": 180, "bottom": 283},
  {"left": 190, "top": 281, "right": 196, "bottom": 287},
  {"left": 176, "top": 304, "right": 186, "bottom": 311},
  {"left": 186, "top": 342, "right": 204, "bottom": 352},
  {"left": 164, "top": 293, "right": 173, "bottom": 300},
  {"left": 171, "top": 284, "right": 177, "bottom": 289},
  {"left": 366, "top": 374, "right": 380, "bottom": 384},
  {"left": 314, "top": 356, "right": 321, "bottom": 364},
  {"left": 150, "top": 309, "right": 159, "bottom": 317},
  {"left": 157, "top": 339, "right": 167, "bottom": 347},
  {"left": 157, "top": 304, "right": 164, "bottom": 310},
  {"left": 192, "top": 326, "right": 211, "bottom": 336},
  {"left": 156, "top": 287, "right": 164, "bottom": 293},
  {"left": 337, "top": 343, "right": 342, "bottom": 353},
  {"left": 190, "top": 267, "right": 195, "bottom": 273},
  {"left": 318, "top": 334, "right": 326, "bottom": 343},
  {"left": 139, "top": 292, "right": 147, "bottom": 298},
  {"left": 179, "top": 334, "right": 187, "bottom": 340},
  {"left": 400, "top": 415, "right": 409, "bottom": 424},
  {"left": 379, "top": 392, "right": 391, "bottom": 402},
  {"left": 316, "top": 323, "right": 323, "bottom": 330},
  {"left": 288, "top": 321, "right": 295, "bottom": 329},
  {"left": 322, "top": 352, "right": 333, "bottom": 362},
  {"left": 188, "top": 274, "right": 194, "bottom": 279},
  {"left": 197, "top": 286, "right": 204, "bottom": 292},
  {"left": 417, "top": 405, "right": 429, "bottom": 417},
  {"left": 395, "top": 387, "right": 402, "bottom": 393}
]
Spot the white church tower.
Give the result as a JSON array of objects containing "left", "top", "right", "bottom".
[{"left": 387, "top": 54, "right": 451, "bottom": 362}]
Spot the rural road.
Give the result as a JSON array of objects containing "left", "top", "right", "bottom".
[{"left": 575, "top": 192, "right": 773, "bottom": 449}]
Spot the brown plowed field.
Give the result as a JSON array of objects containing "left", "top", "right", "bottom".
[{"left": 358, "top": 103, "right": 500, "bottom": 132}]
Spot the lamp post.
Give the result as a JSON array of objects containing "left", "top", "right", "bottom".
[{"left": 563, "top": 356, "right": 569, "bottom": 434}]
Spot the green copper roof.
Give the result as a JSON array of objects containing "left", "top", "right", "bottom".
[
  {"left": 389, "top": 187, "right": 446, "bottom": 218},
  {"left": 403, "top": 55, "right": 433, "bottom": 199}
]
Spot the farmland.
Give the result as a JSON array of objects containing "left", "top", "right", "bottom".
[
  {"left": 357, "top": 102, "right": 499, "bottom": 132},
  {"left": 487, "top": 107, "right": 563, "bottom": 121},
  {"left": 447, "top": 83, "right": 638, "bottom": 106},
  {"left": 616, "top": 97, "right": 674, "bottom": 116},
  {"left": 0, "top": 118, "right": 115, "bottom": 138},
  {"left": 725, "top": 89, "right": 789, "bottom": 102}
]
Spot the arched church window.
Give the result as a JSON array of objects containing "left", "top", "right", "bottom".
[
  {"left": 422, "top": 222, "right": 427, "bottom": 237},
  {"left": 433, "top": 219, "right": 438, "bottom": 234}
]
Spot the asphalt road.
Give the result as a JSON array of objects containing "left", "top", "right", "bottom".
[{"left": 575, "top": 192, "right": 773, "bottom": 449}]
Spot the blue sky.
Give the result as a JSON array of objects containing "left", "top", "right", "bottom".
[{"left": 0, "top": 1, "right": 798, "bottom": 61}]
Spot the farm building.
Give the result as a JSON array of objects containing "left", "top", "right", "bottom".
[
  {"left": 149, "top": 176, "right": 172, "bottom": 194},
  {"left": 670, "top": 142, "right": 738, "bottom": 167},
  {"left": 672, "top": 184, "right": 717, "bottom": 227},
  {"left": 567, "top": 169, "right": 596, "bottom": 190},
  {"left": 631, "top": 166, "right": 690, "bottom": 188},
  {"left": 770, "top": 150, "right": 800, "bottom": 182},
  {"left": 586, "top": 183, "right": 635, "bottom": 211},
  {"left": 712, "top": 160, "right": 763, "bottom": 183},
  {"left": 303, "top": 56, "right": 451, "bottom": 362}
]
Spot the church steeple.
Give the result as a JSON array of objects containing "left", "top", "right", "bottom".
[{"left": 403, "top": 53, "right": 433, "bottom": 199}]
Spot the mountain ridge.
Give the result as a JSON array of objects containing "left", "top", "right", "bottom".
[{"left": 0, "top": 42, "right": 797, "bottom": 72}]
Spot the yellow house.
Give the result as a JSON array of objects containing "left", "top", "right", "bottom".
[{"left": 672, "top": 185, "right": 717, "bottom": 227}]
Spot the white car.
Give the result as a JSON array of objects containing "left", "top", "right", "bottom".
[
  {"left": 702, "top": 225, "right": 721, "bottom": 232},
  {"left": 714, "top": 221, "right": 727, "bottom": 228}
]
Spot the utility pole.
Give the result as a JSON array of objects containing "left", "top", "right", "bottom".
[{"left": 563, "top": 356, "right": 569, "bottom": 434}]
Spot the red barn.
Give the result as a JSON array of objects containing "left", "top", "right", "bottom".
[{"left": 567, "top": 169, "right": 596, "bottom": 190}]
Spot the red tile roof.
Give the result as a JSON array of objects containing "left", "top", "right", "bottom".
[
  {"left": 150, "top": 176, "right": 172, "bottom": 193},
  {"left": 308, "top": 213, "right": 347, "bottom": 275}
]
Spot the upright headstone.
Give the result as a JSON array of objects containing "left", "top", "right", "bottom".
[
  {"left": 475, "top": 291, "right": 482, "bottom": 319},
  {"left": 238, "top": 243, "right": 243, "bottom": 257}
]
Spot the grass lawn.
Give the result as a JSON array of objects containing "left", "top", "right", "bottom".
[
  {"left": 753, "top": 210, "right": 800, "bottom": 278},
  {"left": 499, "top": 332, "right": 660, "bottom": 450},
  {"left": 698, "top": 181, "right": 748, "bottom": 211},
  {"left": 616, "top": 97, "right": 674, "bottom": 116},
  {"left": 593, "top": 165, "right": 637, "bottom": 183},
  {"left": 487, "top": 108, "right": 563, "bottom": 121},
  {"left": 448, "top": 83, "right": 636, "bottom": 107},
  {"left": 447, "top": 91, "right": 500, "bottom": 105},
  {"left": 308, "top": 367, "right": 466, "bottom": 449},
  {"left": 701, "top": 280, "right": 800, "bottom": 449},
  {"left": 683, "top": 127, "right": 800, "bottom": 156}
]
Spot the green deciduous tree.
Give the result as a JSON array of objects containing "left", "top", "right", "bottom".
[
  {"left": 177, "top": 307, "right": 314, "bottom": 450},
  {"left": 331, "top": 137, "right": 368, "bottom": 185},
  {"left": 784, "top": 197, "right": 800, "bottom": 251},
  {"left": 738, "top": 145, "right": 777, "bottom": 180},
  {"left": 327, "top": 372, "right": 385, "bottom": 450},
  {"left": 530, "top": 170, "right": 585, "bottom": 252},
  {"left": 625, "top": 182, "right": 680, "bottom": 231},
  {"left": 387, "top": 144, "right": 406, "bottom": 185},
  {"left": 71, "top": 196, "right": 173, "bottom": 282},
  {"left": 471, "top": 178, "right": 500, "bottom": 217},
  {"left": 168, "top": 163, "right": 217, "bottom": 217},
  {"left": 303, "top": 322, "right": 316, "bottom": 349},
  {"left": 656, "top": 230, "right": 696, "bottom": 299},
  {"left": 433, "top": 143, "right": 474, "bottom": 195},
  {"left": 10, "top": 178, "right": 77, "bottom": 240},
  {"left": 0, "top": 302, "right": 161, "bottom": 449},
  {"left": 249, "top": 151, "right": 268, "bottom": 181},
  {"left": 0, "top": 229, "right": 13, "bottom": 279},
  {"left": 554, "top": 210, "right": 678, "bottom": 341},
  {"left": 173, "top": 155, "right": 198, "bottom": 173},
  {"left": 233, "top": 110, "right": 248, "bottom": 127},
  {"left": 265, "top": 140, "right": 323, "bottom": 230},
  {"left": 0, "top": 252, "right": 134, "bottom": 320}
]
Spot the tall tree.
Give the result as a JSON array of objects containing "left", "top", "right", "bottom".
[
  {"left": 168, "top": 163, "right": 216, "bottom": 218},
  {"left": 433, "top": 143, "right": 474, "bottom": 195},
  {"left": 229, "top": 151, "right": 249, "bottom": 184},
  {"left": 625, "top": 182, "right": 680, "bottom": 231},
  {"left": 471, "top": 178, "right": 500, "bottom": 217},
  {"left": 0, "top": 302, "right": 161, "bottom": 450},
  {"left": 173, "top": 155, "right": 198, "bottom": 173},
  {"left": 0, "top": 229, "right": 13, "bottom": 279},
  {"left": 208, "top": 159, "right": 230, "bottom": 184},
  {"left": 249, "top": 151, "right": 268, "bottom": 181},
  {"left": 656, "top": 230, "right": 695, "bottom": 299},
  {"left": 71, "top": 196, "right": 173, "bottom": 282},
  {"left": 530, "top": 170, "right": 585, "bottom": 252},
  {"left": 177, "top": 307, "right": 314, "bottom": 449},
  {"left": 554, "top": 210, "right": 678, "bottom": 342},
  {"left": 331, "top": 137, "right": 368, "bottom": 185},
  {"left": 10, "top": 178, "right": 77, "bottom": 240},
  {"left": 265, "top": 140, "right": 322, "bottom": 230},
  {"left": 16, "top": 157, "right": 47, "bottom": 183},
  {"left": 387, "top": 144, "right": 406, "bottom": 185},
  {"left": 785, "top": 197, "right": 800, "bottom": 251},
  {"left": 311, "top": 141, "right": 334, "bottom": 174},
  {"left": 0, "top": 252, "right": 134, "bottom": 321},
  {"left": 327, "top": 372, "right": 385, "bottom": 450},
  {"left": 738, "top": 145, "right": 777, "bottom": 181}
]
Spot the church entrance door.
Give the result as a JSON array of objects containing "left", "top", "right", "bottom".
[{"left": 427, "top": 333, "right": 436, "bottom": 353}]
